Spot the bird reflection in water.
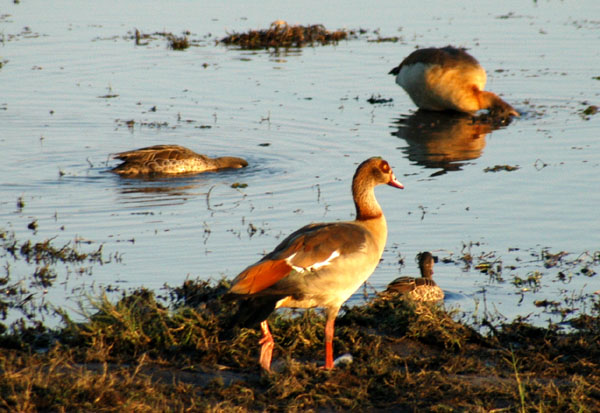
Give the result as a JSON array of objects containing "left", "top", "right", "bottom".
[
  {"left": 113, "top": 174, "right": 246, "bottom": 211},
  {"left": 391, "top": 110, "right": 512, "bottom": 177}
]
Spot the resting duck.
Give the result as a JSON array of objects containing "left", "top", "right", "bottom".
[
  {"left": 226, "top": 157, "right": 404, "bottom": 371},
  {"left": 385, "top": 252, "right": 444, "bottom": 302},
  {"left": 389, "top": 46, "right": 519, "bottom": 118},
  {"left": 110, "top": 144, "right": 248, "bottom": 176}
]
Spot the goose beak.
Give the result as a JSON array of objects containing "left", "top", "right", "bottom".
[{"left": 388, "top": 172, "right": 404, "bottom": 189}]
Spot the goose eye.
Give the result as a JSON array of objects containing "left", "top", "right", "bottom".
[{"left": 380, "top": 161, "right": 390, "bottom": 173}]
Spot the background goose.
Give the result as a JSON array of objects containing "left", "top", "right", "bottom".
[{"left": 389, "top": 46, "right": 519, "bottom": 118}]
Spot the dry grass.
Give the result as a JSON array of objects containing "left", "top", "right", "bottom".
[
  {"left": 1, "top": 228, "right": 599, "bottom": 410},
  {"left": 1, "top": 279, "right": 599, "bottom": 411}
]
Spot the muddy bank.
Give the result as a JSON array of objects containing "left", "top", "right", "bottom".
[{"left": 1, "top": 279, "right": 599, "bottom": 411}]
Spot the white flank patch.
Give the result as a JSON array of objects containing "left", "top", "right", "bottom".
[
  {"left": 308, "top": 250, "right": 340, "bottom": 270},
  {"left": 286, "top": 250, "right": 340, "bottom": 273}
]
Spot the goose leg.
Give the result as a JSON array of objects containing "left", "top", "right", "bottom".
[
  {"left": 259, "top": 320, "right": 274, "bottom": 372},
  {"left": 324, "top": 317, "right": 335, "bottom": 369}
]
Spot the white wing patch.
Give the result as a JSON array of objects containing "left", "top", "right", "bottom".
[{"left": 285, "top": 250, "right": 341, "bottom": 273}]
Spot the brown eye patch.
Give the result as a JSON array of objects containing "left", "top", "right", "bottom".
[{"left": 380, "top": 160, "right": 390, "bottom": 172}]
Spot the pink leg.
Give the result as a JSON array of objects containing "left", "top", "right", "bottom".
[
  {"left": 259, "top": 320, "right": 274, "bottom": 372},
  {"left": 323, "top": 317, "right": 335, "bottom": 369}
]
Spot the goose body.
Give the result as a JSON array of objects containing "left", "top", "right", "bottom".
[
  {"left": 386, "top": 252, "right": 444, "bottom": 302},
  {"left": 110, "top": 144, "right": 248, "bottom": 176},
  {"left": 389, "top": 46, "right": 518, "bottom": 117},
  {"left": 227, "top": 157, "right": 404, "bottom": 371}
]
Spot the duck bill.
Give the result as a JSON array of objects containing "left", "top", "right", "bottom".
[{"left": 388, "top": 173, "right": 404, "bottom": 189}]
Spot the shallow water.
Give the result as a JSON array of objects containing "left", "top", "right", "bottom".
[{"left": 1, "top": 0, "right": 599, "bottom": 326}]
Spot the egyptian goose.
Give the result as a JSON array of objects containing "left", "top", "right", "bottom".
[
  {"left": 226, "top": 157, "right": 403, "bottom": 371},
  {"left": 385, "top": 252, "right": 444, "bottom": 302},
  {"left": 110, "top": 144, "right": 248, "bottom": 176},
  {"left": 389, "top": 46, "right": 519, "bottom": 117}
]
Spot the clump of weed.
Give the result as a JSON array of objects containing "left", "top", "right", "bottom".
[
  {"left": 484, "top": 164, "right": 520, "bottom": 172},
  {"left": 339, "top": 294, "right": 413, "bottom": 336},
  {"left": 366, "top": 94, "right": 393, "bottom": 104},
  {"left": 168, "top": 34, "right": 189, "bottom": 50},
  {"left": 581, "top": 104, "right": 598, "bottom": 118},
  {"left": 133, "top": 29, "right": 194, "bottom": 50},
  {"left": 219, "top": 21, "right": 354, "bottom": 50},
  {"left": 56, "top": 279, "right": 261, "bottom": 371},
  {"left": 367, "top": 36, "right": 401, "bottom": 43},
  {"left": 168, "top": 278, "right": 229, "bottom": 310},
  {"left": 63, "top": 288, "right": 219, "bottom": 364},
  {"left": 340, "top": 294, "right": 481, "bottom": 351}
]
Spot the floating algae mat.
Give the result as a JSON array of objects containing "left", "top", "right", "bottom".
[{"left": 219, "top": 21, "right": 356, "bottom": 49}]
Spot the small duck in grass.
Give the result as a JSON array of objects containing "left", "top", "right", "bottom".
[
  {"left": 389, "top": 46, "right": 519, "bottom": 118},
  {"left": 386, "top": 251, "right": 444, "bottom": 302},
  {"left": 110, "top": 144, "right": 248, "bottom": 176}
]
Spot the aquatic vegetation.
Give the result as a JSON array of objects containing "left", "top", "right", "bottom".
[
  {"left": 167, "top": 34, "right": 189, "bottom": 50},
  {"left": 483, "top": 164, "right": 520, "bottom": 172},
  {"left": 366, "top": 94, "right": 394, "bottom": 105},
  {"left": 583, "top": 105, "right": 598, "bottom": 115},
  {"left": 114, "top": 118, "right": 171, "bottom": 130},
  {"left": 367, "top": 36, "right": 401, "bottom": 43},
  {"left": 219, "top": 22, "right": 354, "bottom": 50},
  {"left": 0, "top": 228, "right": 104, "bottom": 329},
  {"left": 129, "top": 29, "right": 202, "bottom": 50}
]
